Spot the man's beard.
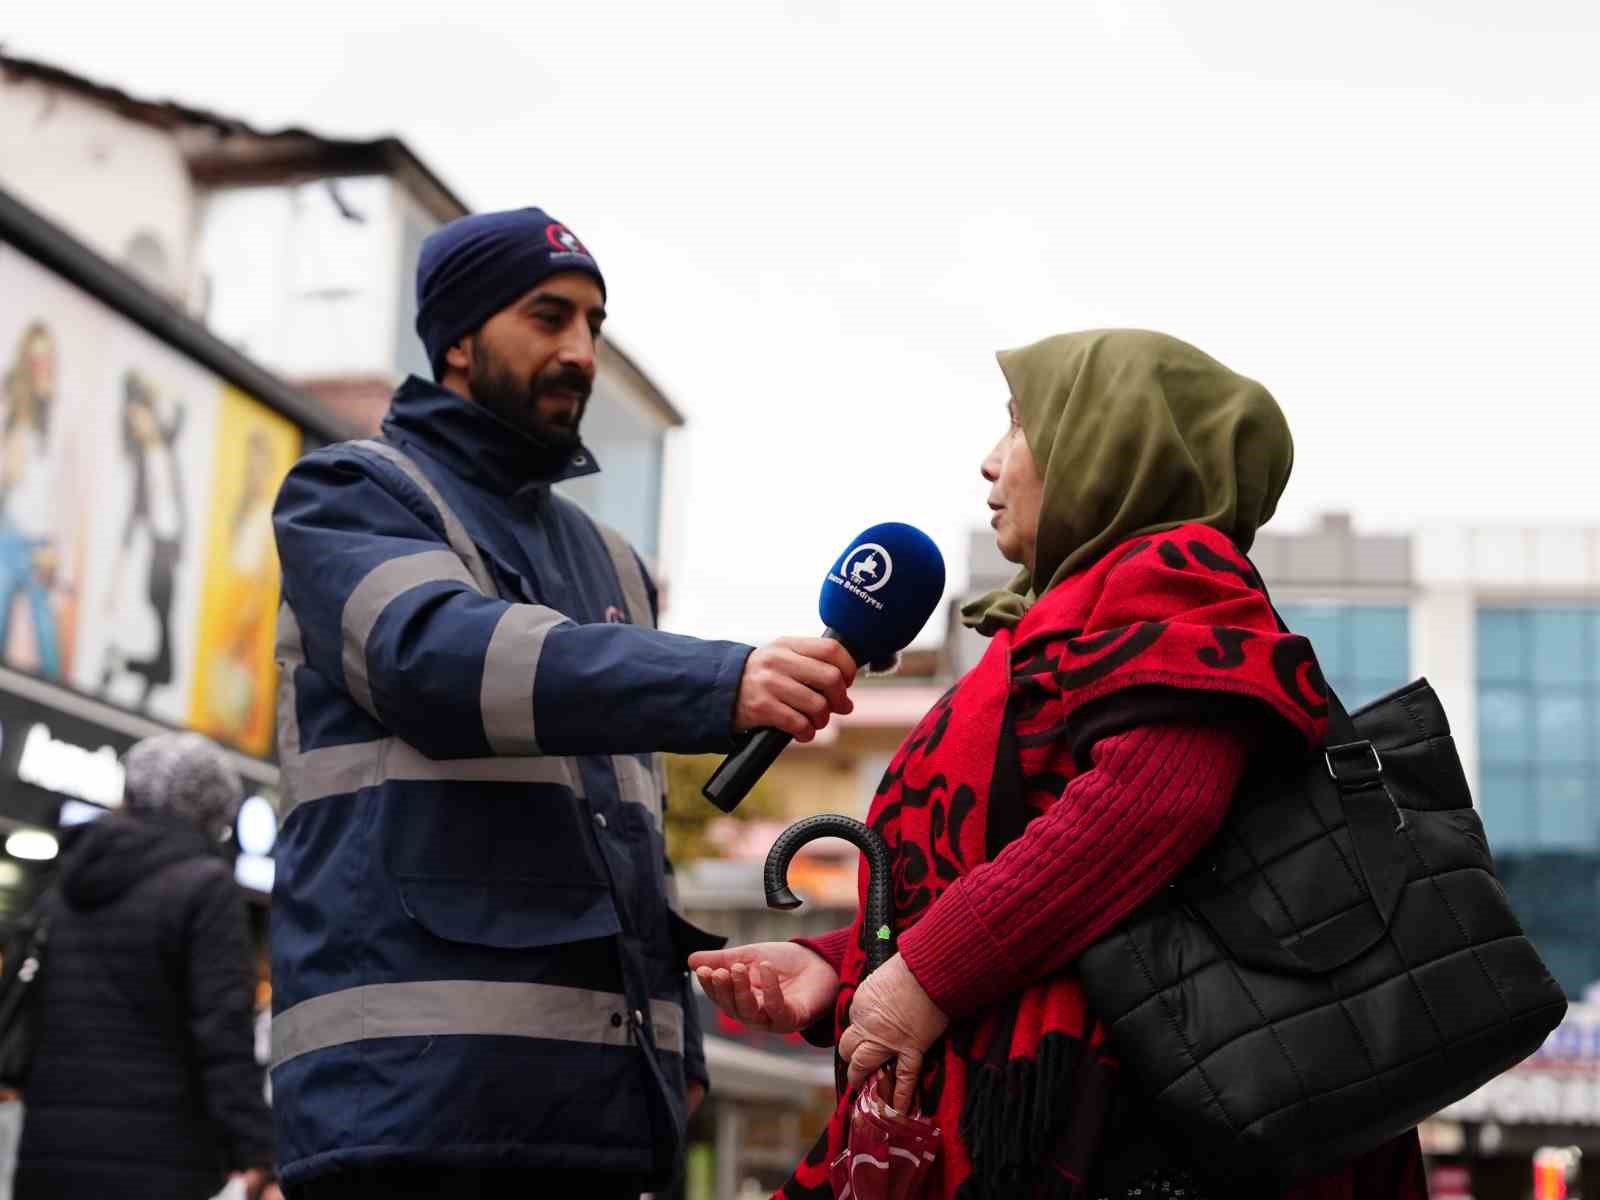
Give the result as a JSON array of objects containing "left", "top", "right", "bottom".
[{"left": 466, "top": 339, "right": 590, "bottom": 451}]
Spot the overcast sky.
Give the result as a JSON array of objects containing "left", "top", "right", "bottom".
[{"left": 8, "top": 2, "right": 1598, "bottom": 646}]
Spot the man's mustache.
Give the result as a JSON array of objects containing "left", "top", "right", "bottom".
[{"left": 532, "top": 368, "right": 593, "bottom": 403}]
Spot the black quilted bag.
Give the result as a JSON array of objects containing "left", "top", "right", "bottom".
[{"left": 1076, "top": 678, "right": 1568, "bottom": 1184}]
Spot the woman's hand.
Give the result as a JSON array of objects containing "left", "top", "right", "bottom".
[
  {"left": 839, "top": 953, "right": 949, "bottom": 1111},
  {"left": 690, "top": 941, "right": 839, "bottom": 1034}
]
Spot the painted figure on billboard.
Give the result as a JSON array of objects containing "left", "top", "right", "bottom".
[
  {"left": 189, "top": 387, "right": 299, "bottom": 756},
  {"left": 0, "top": 320, "right": 65, "bottom": 679},
  {"left": 202, "top": 430, "right": 276, "bottom": 738},
  {"left": 101, "top": 371, "right": 189, "bottom": 708}
]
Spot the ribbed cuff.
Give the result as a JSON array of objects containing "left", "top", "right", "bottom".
[
  {"left": 793, "top": 928, "right": 852, "bottom": 1047},
  {"left": 794, "top": 927, "right": 853, "bottom": 974},
  {"left": 897, "top": 881, "right": 1024, "bottom": 1020}
]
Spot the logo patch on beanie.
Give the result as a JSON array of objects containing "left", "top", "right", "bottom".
[{"left": 545, "top": 224, "right": 591, "bottom": 257}]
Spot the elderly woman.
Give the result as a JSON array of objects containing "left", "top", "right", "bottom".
[
  {"left": 15, "top": 732, "right": 276, "bottom": 1200},
  {"left": 691, "top": 331, "right": 1428, "bottom": 1199}
]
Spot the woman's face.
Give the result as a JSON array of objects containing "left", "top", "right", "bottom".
[
  {"left": 981, "top": 397, "right": 1044, "bottom": 570},
  {"left": 128, "top": 398, "right": 158, "bottom": 444},
  {"left": 23, "top": 331, "right": 55, "bottom": 397}
]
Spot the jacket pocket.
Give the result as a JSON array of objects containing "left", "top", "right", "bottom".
[
  {"left": 398, "top": 878, "right": 621, "bottom": 950},
  {"left": 381, "top": 790, "right": 608, "bottom": 888}
]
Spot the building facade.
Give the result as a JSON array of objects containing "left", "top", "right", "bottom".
[{"left": 0, "top": 52, "right": 683, "bottom": 564}]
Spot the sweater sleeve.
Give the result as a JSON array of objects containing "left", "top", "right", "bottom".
[
  {"left": 897, "top": 721, "right": 1249, "bottom": 1019},
  {"left": 794, "top": 926, "right": 853, "bottom": 975},
  {"left": 792, "top": 927, "right": 854, "bottom": 1048}
]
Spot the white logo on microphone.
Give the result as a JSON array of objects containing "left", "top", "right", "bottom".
[{"left": 840, "top": 543, "right": 893, "bottom": 593}]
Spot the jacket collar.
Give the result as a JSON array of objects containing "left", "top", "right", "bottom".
[{"left": 380, "top": 375, "right": 601, "bottom": 495}]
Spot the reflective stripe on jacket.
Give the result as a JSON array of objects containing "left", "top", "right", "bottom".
[{"left": 269, "top": 378, "right": 749, "bottom": 1186}]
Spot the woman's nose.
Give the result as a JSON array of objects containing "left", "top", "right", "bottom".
[{"left": 980, "top": 440, "right": 1003, "bottom": 483}]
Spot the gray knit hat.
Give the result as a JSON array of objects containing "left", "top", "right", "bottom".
[{"left": 122, "top": 731, "right": 244, "bottom": 840}]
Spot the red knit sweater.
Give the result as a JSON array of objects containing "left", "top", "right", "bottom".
[{"left": 797, "top": 720, "right": 1248, "bottom": 1017}]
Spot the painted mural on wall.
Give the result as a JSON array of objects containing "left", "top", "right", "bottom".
[
  {"left": 0, "top": 254, "right": 92, "bottom": 684},
  {"left": 0, "top": 244, "right": 301, "bottom": 758},
  {"left": 188, "top": 387, "right": 298, "bottom": 756}
]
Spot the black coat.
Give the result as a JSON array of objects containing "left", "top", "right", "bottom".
[{"left": 15, "top": 813, "right": 273, "bottom": 1200}]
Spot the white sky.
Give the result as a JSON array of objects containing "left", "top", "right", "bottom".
[{"left": 8, "top": 1, "right": 1599, "bottom": 647}]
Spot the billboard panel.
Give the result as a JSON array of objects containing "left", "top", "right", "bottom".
[
  {"left": 188, "top": 387, "right": 299, "bottom": 756},
  {"left": 0, "top": 243, "right": 303, "bottom": 758}
]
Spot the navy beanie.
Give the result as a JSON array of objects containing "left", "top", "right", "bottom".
[{"left": 415, "top": 207, "right": 606, "bottom": 378}]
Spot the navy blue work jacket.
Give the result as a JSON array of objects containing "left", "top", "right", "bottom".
[{"left": 269, "top": 378, "right": 749, "bottom": 1187}]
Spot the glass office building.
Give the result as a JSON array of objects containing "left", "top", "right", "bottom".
[{"left": 1476, "top": 605, "right": 1600, "bottom": 996}]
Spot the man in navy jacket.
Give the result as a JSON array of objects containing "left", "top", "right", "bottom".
[{"left": 270, "top": 208, "right": 855, "bottom": 1198}]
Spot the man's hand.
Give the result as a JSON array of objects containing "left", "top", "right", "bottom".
[
  {"left": 839, "top": 953, "right": 949, "bottom": 1112},
  {"left": 691, "top": 941, "right": 840, "bottom": 1033},
  {"left": 733, "top": 637, "right": 856, "bottom": 741},
  {"left": 687, "top": 1079, "right": 707, "bottom": 1117}
]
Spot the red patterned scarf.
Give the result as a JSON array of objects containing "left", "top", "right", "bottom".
[{"left": 779, "top": 526, "right": 1329, "bottom": 1200}]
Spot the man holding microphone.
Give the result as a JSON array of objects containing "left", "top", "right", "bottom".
[{"left": 270, "top": 207, "right": 853, "bottom": 1199}]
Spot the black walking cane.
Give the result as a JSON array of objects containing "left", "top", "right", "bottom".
[{"left": 765, "top": 813, "right": 894, "bottom": 1095}]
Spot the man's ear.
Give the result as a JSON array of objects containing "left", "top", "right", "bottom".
[{"left": 445, "top": 335, "right": 474, "bottom": 374}]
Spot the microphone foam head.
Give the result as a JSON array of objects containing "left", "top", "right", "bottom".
[{"left": 819, "top": 523, "right": 946, "bottom": 666}]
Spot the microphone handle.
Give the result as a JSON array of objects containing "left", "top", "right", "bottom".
[
  {"left": 701, "top": 628, "right": 857, "bottom": 813},
  {"left": 701, "top": 727, "right": 792, "bottom": 814}
]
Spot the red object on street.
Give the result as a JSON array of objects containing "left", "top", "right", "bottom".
[
  {"left": 1533, "top": 1146, "right": 1579, "bottom": 1200},
  {"left": 1428, "top": 1163, "right": 1472, "bottom": 1199},
  {"left": 828, "top": 1068, "right": 942, "bottom": 1200}
]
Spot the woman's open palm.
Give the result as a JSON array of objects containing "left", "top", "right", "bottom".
[{"left": 690, "top": 941, "right": 839, "bottom": 1034}]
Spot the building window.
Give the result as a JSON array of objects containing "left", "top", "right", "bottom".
[
  {"left": 1475, "top": 605, "right": 1600, "bottom": 998},
  {"left": 1475, "top": 607, "right": 1600, "bottom": 853},
  {"left": 1275, "top": 603, "right": 1411, "bottom": 710}
]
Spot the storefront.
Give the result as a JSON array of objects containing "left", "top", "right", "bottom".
[{"left": 0, "top": 184, "right": 347, "bottom": 927}]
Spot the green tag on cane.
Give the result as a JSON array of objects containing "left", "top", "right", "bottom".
[{"left": 876, "top": 925, "right": 892, "bottom": 940}]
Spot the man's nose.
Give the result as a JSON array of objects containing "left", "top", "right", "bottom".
[{"left": 558, "top": 324, "right": 597, "bottom": 374}]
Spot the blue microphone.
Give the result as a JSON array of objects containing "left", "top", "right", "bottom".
[{"left": 702, "top": 523, "right": 946, "bottom": 812}]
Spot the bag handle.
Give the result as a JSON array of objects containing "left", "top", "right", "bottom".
[{"left": 1180, "top": 762, "right": 1410, "bottom": 976}]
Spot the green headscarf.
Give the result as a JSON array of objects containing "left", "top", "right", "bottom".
[{"left": 962, "top": 330, "right": 1294, "bottom": 635}]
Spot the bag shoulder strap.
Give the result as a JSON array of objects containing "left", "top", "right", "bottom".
[
  {"left": 1181, "top": 557, "right": 1410, "bottom": 975},
  {"left": 0, "top": 888, "right": 55, "bottom": 1037},
  {"left": 350, "top": 438, "right": 499, "bottom": 599}
]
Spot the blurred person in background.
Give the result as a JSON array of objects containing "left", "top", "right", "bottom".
[
  {"left": 270, "top": 206, "right": 856, "bottom": 1199},
  {"left": 693, "top": 331, "right": 1428, "bottom": 1199},
  {"left": 14, "top": 731, "right": 277, "bottom": 1200}
]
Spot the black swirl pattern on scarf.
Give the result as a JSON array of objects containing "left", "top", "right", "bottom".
[
  {"left": 1050, "top": 623, "right": 1169, "bottom": 688},
  {"left": 1198, "top": 627, "right": 1255, "bottom": 670},
  {"left": 1272, "top": 636, "right": 1330, "bottom": 717}
]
